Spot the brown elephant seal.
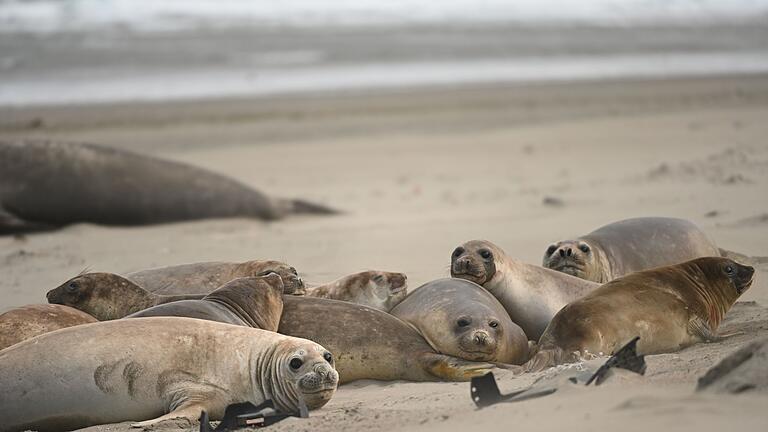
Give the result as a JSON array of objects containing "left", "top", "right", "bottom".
[
  {"left": 542, "top": 217, "right": 721, "bottom": 283},
  {"left": 0, "top": 140, "right": 337, "bottom": 234},
  {"left": 0, "top": 317, "right": 338, "bottom": 431},
  {"left": 127, "top": 274, "right": 285, "bottom": 331},
  {"left": 451, "top": 240, "right": 599, "bottom": 340},
  {"left": 305, "top": 270, "right": 408, "bottom": 311},
  {"left": 526, "top": 257, "right": 755, "bottom": 372},
  {"left": 47, "top": 272, "right": 204, "bottom": 321},
  {"left": 278, "top": 296, "right": 494, "bottom": 383},
  {"left": 127, "top": 259, "right": 305, "bottom": 295},
  {"left": 390, "top": 278, "right": 529, "bottom": 365},
  {"left": 0, "top": 304, "right": 97, "bottom": 350}
]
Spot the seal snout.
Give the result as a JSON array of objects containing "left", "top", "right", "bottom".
[{"left": 735, "top": 263, "right": 756, "bottom": 294}]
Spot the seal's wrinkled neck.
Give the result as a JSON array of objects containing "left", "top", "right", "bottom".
[
  {"left": 258, "top": 343, "right": 301, "bottom": 413},
  {"left": 101, "top": 278, "right": 157, "bottom": 320},
  {"left": 683, "top": 263, "right": 733, "bottom": 329}
]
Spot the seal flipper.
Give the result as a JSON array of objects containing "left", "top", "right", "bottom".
[
  {"left": 687, "top": 317, "right": 739, "bottom": 343},
  {"left": 0, "top": 204, "right": 52, "bottom": 234},
  {"left": 419, "top": 353, "right": 494, "bottom": 381},
  {"left": 131, "top": 403, "right": 206, "bottom": 428}
]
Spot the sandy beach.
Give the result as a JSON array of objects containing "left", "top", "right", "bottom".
[{"left": 1, "top": 70, "right": 767, "bottom": 430}]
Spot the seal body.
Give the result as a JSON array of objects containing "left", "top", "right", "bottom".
[
  {"left": 127, "top": 259, "right": 305, "bottom": 295},
  {"left": 526, "top": 257, "right": 754, "bottom": 371},
  {"left": 278, "top": 296, "right": 493, "bottom": 383},
  {"left": 0, "top": 317, "right": 338, "bottom": 432},
  {"left": 390, "top": 278, "right": 529, "bottom": 365},
  {"left": 306, "top": 270, "right": 408, "bottom": 311},
  {"left": 0, "top": 304, "right": 97, "bottom": 350},
  {"left": 0, "top": 140, "right": 336, "bottom": 234},
  {"left": 47, "top": 272, "right": 203, "bottom": 321},
  {"left": 128, "top": 274, "right": 285, "bottom": 331},
  {"left": 451, "top": 240, "right": 599, "bottom": 340},
  {"left": 542, "top": 217, "right": 721, "bottom": 283}
]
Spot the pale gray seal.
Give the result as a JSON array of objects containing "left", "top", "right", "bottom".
[{"left": 305, "top": 270, "right": 408, "bottom": 311}]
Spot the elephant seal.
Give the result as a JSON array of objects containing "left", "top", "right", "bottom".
[
  {"left": 127, "top": 259, "right": 305, "bottom": 295},
  {"left": 451, "top": 240, "right": 599, "bottom": 340},
  {"left": 47, "top": 272, "right": 204, "bottom": 321},
  {"left": 128, "top": 274, "right": 285, "bottom": 331},
  {"left": 390, "top": 278, "right": 529, "bottom": 365},
  {"left": 0, "top": 140, "right": 336, "bottom": 234},
  {"left": 278, "top": 296, "right": 494, "bottom": 383},
  {"left": 0, "top": 304, "right": 97, "bottom": 350},
  {"left": 526, "top": 257, "right": 755, "bottom": 371},
  {"left": 0, "top": 317, "right": 338, "bottom": 432},
  {"left": 542, "top": 217, "right": 721, "bottom": 283},
  {"left": 305, "top": 270, "right": 408, "bottom": 311}
]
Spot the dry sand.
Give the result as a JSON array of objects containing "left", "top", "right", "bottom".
[{"left": 1, "top": 74, "right": 767, "bottom": 431}]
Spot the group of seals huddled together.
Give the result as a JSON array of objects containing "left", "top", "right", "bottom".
[{"left": 0, "top": 216, "right": 757, "bottom": 431}]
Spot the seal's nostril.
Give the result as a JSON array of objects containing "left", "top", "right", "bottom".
[
  {"left": 566, "top": 248, "right": 572, "bottom": 257},
  {"left": 559, "top": 249, "right": 565, "bottom": 257}
]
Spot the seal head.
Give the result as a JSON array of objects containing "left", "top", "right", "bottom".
[
  {"left": 272, "top": 340, "right": 339, "bottom": 411},
  {"left": 542, "top": 240, "right": 599, "bottom": 281},
  {"left": 47, "top": 272, "right": 152, "bottom": 321},
  {"left": 450, "top": 240, "right": 498, "bottom": 285}
]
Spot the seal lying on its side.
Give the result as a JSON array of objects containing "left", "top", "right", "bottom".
[
  {"left": 451, "top": 240, "right": 599, "bottom": 340},
  {"left": 127, "top": 259, "right": 305, "bottom": 295},
  {"left": 542, "top": 217, "right": 721, "bottom": 283},
  {"left": 305, "top": 270, "right": 408, "bottom": 311},
  {"left": 278, "top": 296, "right": 494, "bottom": 383},
  {"left": 390, "top": 278, "right": 529, "bottom": 365},
  {"left": 0, "top": 304, "right": 97, "bottom": 350},
  {"left": 0, "top": 317, "right": 338, "bottom": 432},
  {"left": 47, "top": 272, "right": 204, "bottom": 321},
  {"left": 128, "top": 274, "right": 285, "bottom": 331},
  {"left": 526, "top": 257, "right": 754, "bottom": 372},
  {"left": 0, "top": 140, "right": 337, "bottom": 234}
]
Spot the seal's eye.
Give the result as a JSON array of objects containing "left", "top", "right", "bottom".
[
  {"left": 289, "top": 358, "right": 304, "bottom": 370},
  {"left": 457, "top": 317, "right": 471, "bottom": 327},
  {"left": 323, "top": 352, "right": 333, "bottom": 364},
  {"left": 724, "top": 265, "right": 735, "bottom": 276},
  {"left": 479, "top": 249, "right": 492, "bottom": 260},
  {"left": 546, "top": 245, "right": 557, "bottom": 256},
  {"left": 488, "top": 320, "right": 499, "bottom": 328},
  {"left": 452, "top": 247, "right": 465, "bottom": 258},
  {"left": 67, "top": 282, "right": 79, "bottom": 293},
  {"left": 372, "top": 274, "right": 385, "bottom": 283},
  {"left": 579, "top": 244, "right": 590, "bottom": 253}
]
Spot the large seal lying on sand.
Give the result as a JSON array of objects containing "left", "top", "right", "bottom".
[
  {"left": 0, "top": 304, "right": 97, "bottom": 350},
  {"left": 0, "top": 317, "right": 338, "bottom": 431},
  {"left": 305, "top": 270, "right": 408, "bottom": 311},
  {"left": 127, "top": 259, "right": 305, "bottom": 295},
  {"left": 390, "top": 278, "right": 529, "bottom": 365},
  {"left": 526, "top": 257, "right": 754, "bottom": 371},
  {"left": 542, "top": 217, "right": 721, "bottom": 283},
  {"left": 279, "top": 296, "right": 494, "bottom": 383},
  {"left": 128, "top": 274, "right": 284, "bottom": 330},
  {"left": 451, "top": 240, "right": 599, "bottom": 340},
  {"left": 0, "top": 140, "right": 336, "bottom": 234},
  {"left": 47, "top": 272, "right": 204, "bottom": 320}
]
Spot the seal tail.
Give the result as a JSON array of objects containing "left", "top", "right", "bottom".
[
  {"left": 719, "top": 248, "right": 768, "bottom": 266},
  {"left": 285, "top": 198, "right": 340, "bottom": 215}
]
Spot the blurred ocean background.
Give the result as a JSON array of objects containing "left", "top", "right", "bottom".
[{"left": 2, "top": 0, "right": 768, "bottom": 105}]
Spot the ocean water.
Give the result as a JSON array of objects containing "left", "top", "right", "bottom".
[{"left": 1, "top": 0, "right": 767, "bottom": 33}]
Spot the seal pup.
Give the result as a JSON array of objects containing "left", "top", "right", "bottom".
[
  {"left": 279, "top": 296, "right": 494, "bottom": 383},
  {"left": 0, "top": 317, "right": 338, "bottom": 431},
  {"left": 305, "top": 270, "right": 408, "bottom": 311},
  {"left": 0, "top": 140, "right": 337, "bottom": 234},
  {"left": 542, "top": 217, "right": 721, "bottom": 283},
  {"left": 47, "top": 272, "right": 204, "bottom": 321},
  {"left": 0, "top": 304, "right": 97, "bottom": 350},
  {"left": 128, "top": 274, "right": 285, "bottom": 331},
  {"left": 451, "top": 240, "right": 599, "bottom": 340},
  {"left": 390, "top": 278, "right": 529, "bottom": 365},
  {"left": 127, "top": 259, "right": 306, "bottom": 295},
  {"left": 526, "top": 257, "right": 755, "bottom": 371}
]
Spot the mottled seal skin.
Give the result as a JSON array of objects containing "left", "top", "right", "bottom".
[
  {"left": 0, "top": 317, "right": 338, "bottom": 432},
  {"left": 47, "top": 272, "right": 203, "bottom": 321},
  {"left": 0, "top": 304, "right": 98, "bottom": 350},
  {"left": 526, "top": 257, "right": 755, "bottom": 372},
  {"left": 278, "top": 296, "right": 494, "bottom": 383},
  {"left": 127, "top": 259, "right": 306, "bottom": 295},
  {"left": 305, "top": 270, "right": 408, "bottom": 311},
  {"left": 542, "top": 217, "right": 721, "bottom": 283},
  {"left": 451, "top": 240, "right": 599, "bottom": 340},
  {"left": 128, "top": 274, "right": 285, "bottom": 331},
  {"left": 0, "top": 140, "right": 337, "bottom": 234},
  {"left": 390, "top": 278, "right": 529, "bottom": 365}
]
